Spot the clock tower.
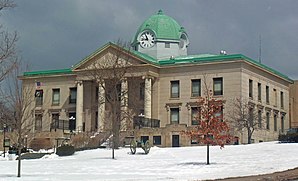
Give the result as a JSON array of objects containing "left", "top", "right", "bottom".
[{"left": 131, "top": 10, "right": 189, "bottom": 60}]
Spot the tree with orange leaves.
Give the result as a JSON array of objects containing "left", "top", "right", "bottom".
[{"left": 185, "top": 89, "right": 233, "bottom": 165}]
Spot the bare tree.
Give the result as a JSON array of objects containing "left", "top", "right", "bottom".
[
  {"left": 0, "top": 60, "right": 35, "bottom": 177},
  {"left": 84, "top": 42, "right": 138, "bottom": 158},
  {"left": 0, "top": 0, "right": 15, "bottom": 10},
  {"left": 227, "top": 97, "right": 264, "bottom": 144},
  {"left": 0, "top": 0, "right": 18, "bottom": 83}
]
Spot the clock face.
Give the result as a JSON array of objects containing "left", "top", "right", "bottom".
[
  {"left": 179, "top": 39, "right": 185, "bottom": 49},
  {"left": 179, "top": 33, "right": 188, "bottom": 50},
  {"left": 140, "top": 31, "right": 155, "bottom": 48}
]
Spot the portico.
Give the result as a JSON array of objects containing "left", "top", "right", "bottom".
[{"left": 73, "top": 75, "right": 155, "bottom": 133}]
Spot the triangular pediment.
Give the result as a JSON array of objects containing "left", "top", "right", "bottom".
[{"left": 72, "top": 42, "right": 156, "bottom": 71}]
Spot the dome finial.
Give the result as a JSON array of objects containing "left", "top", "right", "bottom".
[{"left": 157, "top": 9, "right": 163, "bottom": 15}]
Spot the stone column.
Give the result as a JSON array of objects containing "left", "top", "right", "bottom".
[
  {"left": 98, "top": 82, "right": 105, "bottom": 132},
  {"left": 76, "top": 81, "right": 84, "bottom": 132},
  {"left": 121, "top": 78, "right": 128, "bottom": 130},
  {"left": 144, "top": 77, "right": 152, "bottom": 118}
]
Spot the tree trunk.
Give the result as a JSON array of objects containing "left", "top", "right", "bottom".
[
  {"left": 111, "top": 102, "right": 120, "bottom": 159},
  {"left": 112, "top": 135, "right": 115, "bottom": 159},
  {"left": 17, "top": 145, "right": 21, "bottom": 177},
  {"left": 112, "top": 107, "right": 116, "bottom": 159},
  {"left": 114, "top": 118, "right": 120, "bottom": 149},
  {"left": 17, "top": 119, "right": 22, "bottom": 177},
  {"left": 207, "top": 143, "right": 210, "bottom": 165},
  {"left": 247, "top": 129, "right": 252, "bottom": 144}
]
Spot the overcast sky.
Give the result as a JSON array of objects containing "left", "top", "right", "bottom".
[{"left": 1, "top": 0, "right": 298, "bottom": 79}]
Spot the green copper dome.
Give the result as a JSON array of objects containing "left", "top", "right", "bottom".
[{"left": 132, "top": 10, "right": 186, "bottom": 45}]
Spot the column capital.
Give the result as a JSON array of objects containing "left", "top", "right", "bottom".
[
  {"left": 121, "top": 77, "right": 128, "bottom": 82},
  {"left": 75, "top": 80, "right": 83, "bottom": 86},
  {"left": 142, "top": 75, "right": 155, "bottom": 81}
]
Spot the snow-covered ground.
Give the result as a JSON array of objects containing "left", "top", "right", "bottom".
[{"left": 0, "top": 142, "right": 298, "bottom": 181}]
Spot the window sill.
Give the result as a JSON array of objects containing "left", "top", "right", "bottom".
[
  {"left": 213, "top": 95, "right": 223, "bottom": 98},
  {"left": 169, "top": 97, "right": 180, "bottom": 100},
  {"left": 190, "top": 96, "right": 201, "bottom": 99}
]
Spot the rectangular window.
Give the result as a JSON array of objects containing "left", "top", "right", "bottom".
[
  {"left": 258, "top": 83, "right": 261, "bottom": 101},
  {"left": 281, "top": 115, "right": 285, "bottom": 133},
  {"left": 191, "top": 79, "right": 201, "bottom": 97},
  {"left": 266, "top": 86, "right": 270, "bottom": 104},
  {"left": 273, "top": 89, "right": 277, "bottom": 107},
  {"left": 280, "top": 91, "right": 284, "bottom": 109},
  {"left": 274, "top": 114, "right": 277, "bottom": 131},
  {"left": 249, "top": 79, "right": 253, "bottom": 98},
  {"left": 215, "top": 106, "right": 223, "bottom": 122},
  {"left": 116, "top": 83, "right": 121, "bottom": 101},
  {"left": 191, "top": 136, "right": 198, "bottom": 144},
  {"left": 35, "top": 114, "right": 42, "bottom": 131},
  {"left": 52, "top": 113, "right": 59, "bottom": 130},
  {"left": 52, "top": 89, "right": 60, "bottom": 105},
  {"left": 258, "top": 110, "right": 262, "bottom": 128},
  {"left": 266, "top": 112, "right": 270, "bottom": 130},
  {"left": 35, "top": 89, "right": 43, "bottom": 106},
  {"left": 69, "top": 113, "right": 76, "bottom": 131},
  {"left": 140, "top": 83, "right": 145, "bottom": 100},
  {"left": 191, "top": 107, "right": 200, "bottom": 125},
  {"left": 95, "top": 87, "right": 99, "bottom": 102},
  {"left": 153, "top": 136, "right": 161, "bottom": 145},
  {"left": 69, "top": 88, "right": 77, "bottom": 104},
  {"left": 170, "top": 108, "right": 179, "bottom": 124},
  {"left": 95, "top": 112, "right": 98, "bottom": 130},
  {"left": 213, "top": 77, "right": 223, "bottom": 96},
  {"left": 171, "top": 80, "right": 180, "bottom": 98},
  {"left": 165, "top": 42, "right": 170, "bottom": 48},
  {"left": 249, "top": 108, "right": 254, "bottom": 127}
]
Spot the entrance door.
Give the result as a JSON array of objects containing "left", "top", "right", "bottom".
[
  {"left": 172, "top": 135, "right": 179, "bottom": 147},
  {"left": 69, "top": 113, "right": 76, "bottom": 132}
]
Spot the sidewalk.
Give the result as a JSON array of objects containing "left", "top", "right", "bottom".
[{"left": 210, "top": 167, "right": 298, "bottom": 181}]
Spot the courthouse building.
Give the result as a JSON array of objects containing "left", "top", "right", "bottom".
[
  {"left": 20, "top": 10, "right": 293, "bottom": 146},
  {"left": 290, "top": 81, "right": 298, "bottom": 129}
]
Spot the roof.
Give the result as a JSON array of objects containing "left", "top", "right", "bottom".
[
  {"left": 22, "top": 43, "right": 293, "bottom": 83},
  {"left": 23, "top": 68, "right": 73, "bottom": 77},
  {"left": 132, "top": 10, "right": 186, "bottom": 45},
  {"left": 157, "top": 53, "right": 293, "bottom": 83}
]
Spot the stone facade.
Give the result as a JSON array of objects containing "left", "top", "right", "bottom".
[
  {"left": 290, "top": 80, "right": 298, "bottom": 128},
  {"left": 18, "top": 11, "right": 293, "bottom": 148},
  {"left": 19, "top": 50, "right": 292, "bottom": 147}
]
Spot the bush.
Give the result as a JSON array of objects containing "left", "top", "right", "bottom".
[
  {"left": 56, "top": 145, "right": 75, "bottom": 156},
  {"left": 279, "top": 133, "right": 298, "bottom": 143}
]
